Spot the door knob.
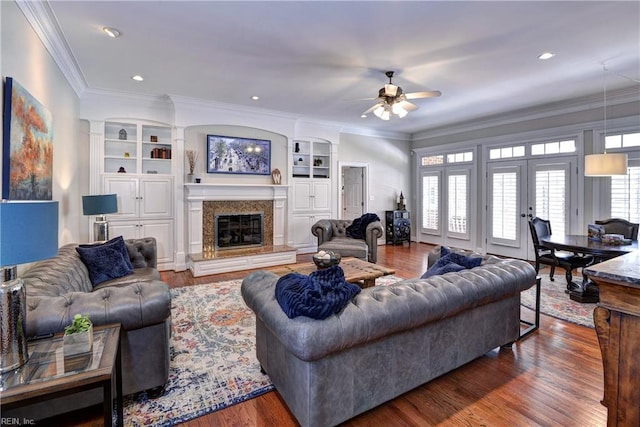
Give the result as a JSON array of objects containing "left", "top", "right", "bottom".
[{"left": 520, "top": 213, "right": 526, "bottom": 218}]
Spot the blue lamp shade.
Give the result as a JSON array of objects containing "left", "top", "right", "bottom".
[
  {"left": 0, "top": 201, "right": 59, "bottom": 267},
  {"left": 82, "top": 194, "right": 118, "bottom": 216}
]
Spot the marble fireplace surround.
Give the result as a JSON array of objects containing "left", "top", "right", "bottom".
[{"left": 185, "top": 183, "right": 295, "bottom": 275}]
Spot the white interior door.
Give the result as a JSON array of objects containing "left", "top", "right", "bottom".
[
  {"left": 342, "top": 166, "right": 364, "bottom": 220},
  {"left": 486, "top": 156, "right": 576, "bottom": 260}
]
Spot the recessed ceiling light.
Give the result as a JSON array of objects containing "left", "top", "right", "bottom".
[
  {"left": 102, "top": 27, "right": 121, "bottom": 38},
  {"left": 251, "top": 96, "right": 260, "bottom": 101},
  {"left": 131, "top": 75, "right": 144, "bottom": 82},
  {"left": 538, "top": 52, "right": 555, "bottom": 60}
]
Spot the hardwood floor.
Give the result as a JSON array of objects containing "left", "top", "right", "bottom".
[{"left": 41, "top": 243, "right": 607, "bottom": 426}]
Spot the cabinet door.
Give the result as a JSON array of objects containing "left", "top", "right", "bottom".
[
  {"left": 312, "top": 181, "right": 330, "bottom": 210},
  {"left": 291, "top": 215, "right": 313, "bottom": 247},
  {"left": 141, "top": 220, "right": 174, "bottom": 266},
  {"left": 292, "top": 181, "right": 313, "bottom": 211},
  {"left": 109, "top": 221, "right": 140, "bottom": 241},
  {"left": 104, "top": 177, "right": 139, "bottom": 218},
  {"left": 140, "top": 177, "right": 173, "bottom": 218}
]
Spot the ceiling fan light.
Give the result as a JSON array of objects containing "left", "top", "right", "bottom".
[
  {"left": 392, "top": 103, "right": 408, "bottom": 118},
  {"left": 380, "top": 110, "right": 391, "bottom": 120},
  {"left": 373, "top": 105, "right": 385, "bottom": 119}
]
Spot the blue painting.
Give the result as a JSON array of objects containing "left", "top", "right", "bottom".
[{"left": 2, "top": 77, "right": 53, "bottom": 200}]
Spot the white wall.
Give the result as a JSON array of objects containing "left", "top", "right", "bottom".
[
  {"left": 338, "top": 133, "right": 412, "bottom": 220},
  {"left": 1, "top": 1, "right": 82, "bottom": 245}
]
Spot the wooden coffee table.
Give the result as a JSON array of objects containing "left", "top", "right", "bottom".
[{"left": 270, "top": 257, "right": 395, "bottom": 288}]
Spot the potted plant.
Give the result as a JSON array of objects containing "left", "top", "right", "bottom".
[
  {"left": 185, "top": 149, "right": 199, "bottom": 183},
  {"left": 63, "top": 313, "right": 93, "bottom": 356}
]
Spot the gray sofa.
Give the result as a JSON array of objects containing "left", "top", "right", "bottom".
[
  {"left": 312, "top": 218, "right": 384, "bottom": 263},
  {"left": 9, "top": 237, "right": 172, "bottom": 420},
  {"left": 242, "top": 250, "right": 536, "bottom": 427}
]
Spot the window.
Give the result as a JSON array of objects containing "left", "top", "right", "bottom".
[
  {"left": 611, "top": 165, "right": 640, "bottom": 223},
  {"left": 492, "top": 172, "right": 518, "bottom": 240},
  {"left": 606, "top": 132, "right": 640, "bottom": 149},
  {"left": 422, "top": 174, "right": 439, "bottom": 231},
  {"left": 531, "top": 140, "right": 576, "bottom": 156},
  {"left": 446, "top": 152, "right": 473, "bottom": 163},
  {"left": 448, "top": 173, "right": 468, "bottom": 234},
  {"left": 421, "top": 155, "right": 444, "bottom": 166},
  {"left": 489, "top": 146, "right": 525, "bottom": 160},
  {"left": 535, "top": 170, "right": 566, "bottom": 236}
]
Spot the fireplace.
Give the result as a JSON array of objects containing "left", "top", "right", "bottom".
[
  {"left": 202, "top": 199, "right": 274, "bottom": 252},
  {"left": 216, "top": 212, "right": 264, "bottom": 249}
]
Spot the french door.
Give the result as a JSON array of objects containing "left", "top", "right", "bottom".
[{"left": 486, "top": 156, "right": 576, "bottom": 260}]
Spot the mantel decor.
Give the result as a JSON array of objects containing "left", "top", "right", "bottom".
[
  {"left": 2, "top": 77, "right": 54, "bottom": 200},
  {"left": 206, "top": 134, "right": 271, "bottom": 175}
]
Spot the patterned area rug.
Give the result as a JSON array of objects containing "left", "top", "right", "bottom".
[
  {"left": 520, "top": 271, "right": 596, "bottom": 328},
  {"left": 121, "top": 280, "right": 273, "bottom": 426}
]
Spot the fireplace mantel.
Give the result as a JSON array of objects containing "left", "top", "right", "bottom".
[{"left": 185, "top": 183, "right": 289, "bottom": 257}]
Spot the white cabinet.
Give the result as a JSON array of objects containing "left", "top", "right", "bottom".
[
  {"left": 110, "top": 219, "right": 174, "bottom": 269},
  {"left": 292, "top": 181, "right": 330, "bottom": 211},
  {"left": 104, "top": 176, "right": 173, "bottom": 219},
  {"left": 290, "top": 138, "right": 334, "bottom": 253},
  {"left": 291, "top": 212, "right": 331, "bottom": 248}
]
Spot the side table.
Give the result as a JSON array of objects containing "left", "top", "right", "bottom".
[
  {"left": 0, "top": 324, "right": 123, "bottom": 426},
  {"left": 519, "top": 276, "right": 541, "bottom": 340}
]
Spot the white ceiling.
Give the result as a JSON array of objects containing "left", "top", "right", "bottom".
[{"left": 46, "top": 0, "right": 640, "bottom": 135}]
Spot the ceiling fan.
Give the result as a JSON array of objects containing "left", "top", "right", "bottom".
[{"left": 362, "top": 71, "right": 441, "bottom": 120}]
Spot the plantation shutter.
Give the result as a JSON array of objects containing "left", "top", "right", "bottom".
[
  {"left": 448, "top": 173, "right": 468, "bottom": 235},
  {"left": 422, "top": 174, "right": 440, "bottom": 232},
  {"left": 611, "top": 164, "right": 640, "bottom": 223},
  {"left": 535, "top": 169, "right": 566, "bottom": 236},
  {"left": 492, "top": 172, "right": 518, "bottom": 240}
]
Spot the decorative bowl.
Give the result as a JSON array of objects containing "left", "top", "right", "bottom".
[{"left": 312, "top": 250, "right": 341, "bottom": 269}]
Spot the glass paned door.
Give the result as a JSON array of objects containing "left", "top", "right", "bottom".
[{"left": 486, "top": 157, "right": 575, "bottom": 260}]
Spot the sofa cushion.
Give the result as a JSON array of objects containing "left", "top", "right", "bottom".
[
  {"left": 318, "top": 237, "right": 368, "bottom": 260},
  {"left": 76, "top": 237, "right": 134, "bottom": 286}
]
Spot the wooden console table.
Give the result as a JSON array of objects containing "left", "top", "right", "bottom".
[{"left": 585, "top": 251, "right": 640, "bottom": 426}]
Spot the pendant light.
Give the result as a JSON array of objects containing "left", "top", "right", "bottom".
[{"left": 585, "top": 65, "right": 628, "bottom": 176}]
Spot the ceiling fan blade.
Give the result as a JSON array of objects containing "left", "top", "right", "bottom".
[
  {"left": 396, "top": 100, "right": 419, "bottom": 112},
  {"left": 362, "top": 103, "right": 382, "bottom": 115},
  {"left": 405, "top": 90, "right": 442, "bottom": 100}
]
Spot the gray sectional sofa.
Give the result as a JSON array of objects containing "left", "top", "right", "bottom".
[{"left": 242, "top": 250, "right": 536, "bottom": 427}]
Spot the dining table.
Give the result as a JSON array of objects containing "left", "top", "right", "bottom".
[{"left": 539, "top": 234, "right": 639, "bottom": 303}]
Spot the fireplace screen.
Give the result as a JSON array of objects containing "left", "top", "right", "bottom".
[{"left": 215, "top": 213, "right": 264, "bottom": 249}]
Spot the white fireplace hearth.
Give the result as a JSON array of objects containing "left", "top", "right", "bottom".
[{"left": 185, "top": 183, "right": 296, "bottom": 275}]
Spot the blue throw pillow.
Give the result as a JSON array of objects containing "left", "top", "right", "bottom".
[{"left": 76, "top": 236, "right": 134, "bottom": 286}]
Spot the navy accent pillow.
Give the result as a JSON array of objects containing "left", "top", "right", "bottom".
[{"left": 76, "top": 236, "right": 134, "bottom": 286}]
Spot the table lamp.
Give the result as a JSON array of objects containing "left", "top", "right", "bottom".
[
  {"left": 0, "top": 200, "right": 59, "bottom": 372},
  {"left": 82, "top": 194, "right": 117, "bottom": 242}
]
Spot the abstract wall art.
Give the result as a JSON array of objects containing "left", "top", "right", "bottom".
[{"left": 2, "top": 77, "right": 53, "bottom": 200}]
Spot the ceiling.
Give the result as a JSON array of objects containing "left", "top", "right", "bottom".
[{"left": 45, "top": 1, "right": 640, "bottom": 135}]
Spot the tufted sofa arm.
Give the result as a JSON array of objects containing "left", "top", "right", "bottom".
[
  {"left": 364, "top": 221, "right": 384, "bottom": 263},
  {"left": 126, "top": 237, "right": 158, "bottom": 269},
  {"left": 243, "top": 257, "right": 536, "bottom": 362},
  {"left": 27, "top": 281, "right": 171, "bottom": 337}
]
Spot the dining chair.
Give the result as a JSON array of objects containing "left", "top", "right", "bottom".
[
  {"left": 528, "top": 217, "right": 594, "bottom": 290},
  {"left": 595, "top": 218, "right": 639, "bottom": 240}
]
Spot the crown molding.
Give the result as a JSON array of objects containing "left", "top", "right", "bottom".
[
  {"left": 16, "top": 0, "right": 87, "bottom": 97},
  {"left": 168, "top": 94, "right": 301, "bottom": 121},
  {"left": 338, "top": 125, "right": 411, "bottom": 141},
  {"left": 412, "top": 85, "right": 640, "bottom": 141}
]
